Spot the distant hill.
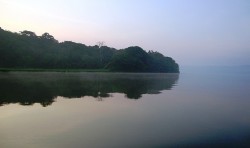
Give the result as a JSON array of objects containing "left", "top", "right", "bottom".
[{"left": 0, "top": 27, "right": 179, "bottom": 73}]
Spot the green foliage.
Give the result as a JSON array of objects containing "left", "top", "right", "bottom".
[
  {"left": 0, "top": 28, "right": 179, "bottom": 73},
  {"left": 107, "top": 47, "right": 179, "bottom": 73},
  {"left": 107, "top": 46, "right": 149, "bottom": 72},
  {"left": 147, "top": 51, "right": 179, "bottom": 73}
]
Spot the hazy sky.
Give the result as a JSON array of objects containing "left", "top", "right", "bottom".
[{"left": 1, "top": 0, "right": 250, "bottom": 66}]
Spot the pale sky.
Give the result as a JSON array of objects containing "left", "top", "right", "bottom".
[{"left": 0, "top": 0, "right": 250, "bottom": 66}]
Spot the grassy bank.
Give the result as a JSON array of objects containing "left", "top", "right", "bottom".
[{"left": 0, "top": 68, "right": 109, "bottom": 72}]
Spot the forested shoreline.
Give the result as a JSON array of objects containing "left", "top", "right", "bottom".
[{"left": 0, "top": 27, "right": 179, "bottom": 73}]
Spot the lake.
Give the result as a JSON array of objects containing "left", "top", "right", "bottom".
[{"left": 0, "top": 67, "right": 250, "bottom": 148}]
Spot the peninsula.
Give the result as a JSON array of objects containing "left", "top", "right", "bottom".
[{"left": 0, "top": 28, "right": 179, "bottom": 73}]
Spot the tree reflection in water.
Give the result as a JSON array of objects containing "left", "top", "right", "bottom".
[{"left": 0, "top": 72, "right": 179, "bottom": 107}]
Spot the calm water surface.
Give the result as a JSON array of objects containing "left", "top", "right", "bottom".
[{"left": 0, "top": 67, "right": 250, "bottom": 148}]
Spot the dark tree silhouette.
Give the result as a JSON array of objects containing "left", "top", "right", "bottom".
[
  {"left": 20, "top": 30, "right": 37, "bottom": 37},
  {"left": 0, "top": 28, "right": 179, "bottom": 73},
  {"left": 40, "top": 32, "right": 58, "bottom": 42}
]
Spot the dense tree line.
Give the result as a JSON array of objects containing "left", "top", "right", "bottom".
[{"left": 0, "top": 28, "right": 179, "bottom": 72}]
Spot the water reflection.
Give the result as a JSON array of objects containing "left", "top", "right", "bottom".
[{"left": 0, "top": 72, "right": 179, "bottom": 107}]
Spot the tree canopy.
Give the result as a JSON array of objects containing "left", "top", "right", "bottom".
[{"left": 0, "top": 28, "right": 179, "bottom": 73}]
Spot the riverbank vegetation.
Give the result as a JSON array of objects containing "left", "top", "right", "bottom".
[{"left": 0, "top": 27, "right": 179, "bottom": 73}]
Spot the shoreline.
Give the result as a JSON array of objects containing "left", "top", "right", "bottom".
[
  {"left": 0, "top": 68, "right": 109, "bottom": 72},
  {"left": 0, "top": 68, "right": 180, "bottom": 73}
]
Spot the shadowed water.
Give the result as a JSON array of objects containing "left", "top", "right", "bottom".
[
  {"left": 0, "top": 72, "right": 178, "bottom": 106},
  {"left": 0, "top": 67, "right": 250, "bottom": 148}
]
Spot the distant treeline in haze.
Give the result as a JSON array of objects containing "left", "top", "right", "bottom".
[{"left": 0, "top": 27, "right": 179, "bottom": 73}]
